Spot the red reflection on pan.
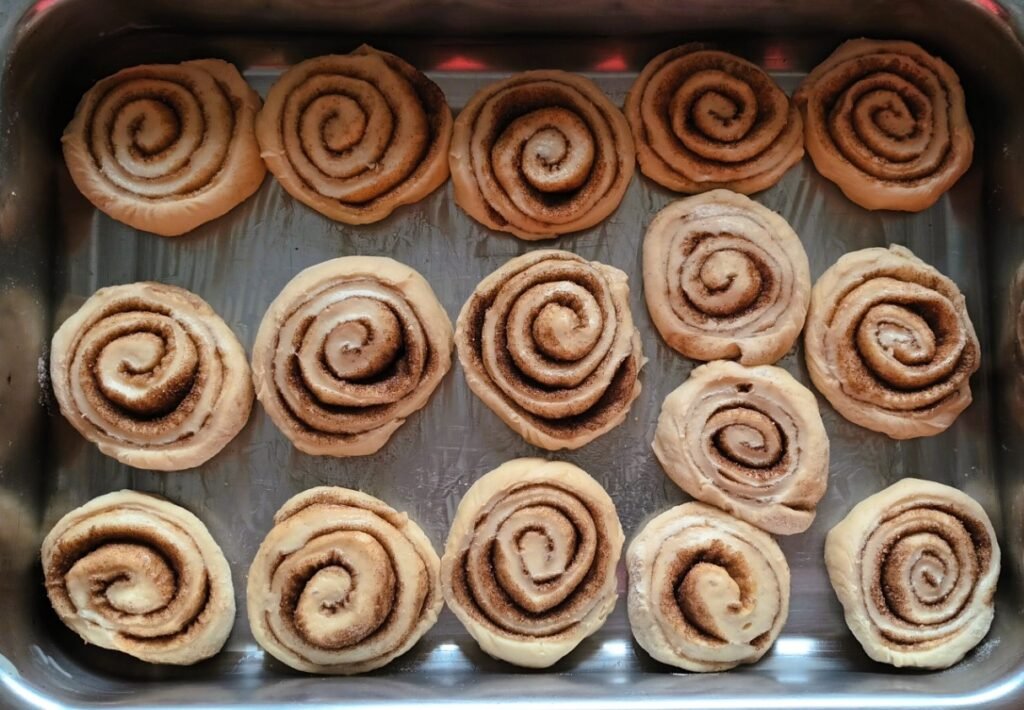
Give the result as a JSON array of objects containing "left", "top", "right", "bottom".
[
  {"left": 594, "top": 54, "right": 628, "bottom": 72},
  {"left": 435, "top": 55, "right": 487, "bottom": 71}
]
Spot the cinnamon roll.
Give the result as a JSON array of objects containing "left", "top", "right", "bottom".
[
  {"left": 441, "top": 458, "right": 623, "bottom": 668},
  {"left": 627, "top": 502, "right": 790, "bottom": 672},
  {"left": 247, "top": 487, "right": 441, "bottom": 674},
  {"left": 825, "top": 479, "right": 999, "bottom": 669},
  {"left": 256, "top": 46, "right": 452, "bottom": 224},
  {"left": 804, "top": 245, "right": 980, "bottom": 439},
  {"left": 653, "top": 361, "right": 829, "bottom": 535},
  {"left": 449, "top": 71, "right": 635, "bottom": 239},
  {"left": 50, "top": 282, "right": 254, "bottom": 471},
  {"left": 795, "top": 39, "right": 973, "bottom": 212},
  {"left": 252, "top": 257, "right": 452, "bottom": 457},
  {"left": 643, "top": 190, "right": 811, "bottom": 365},
  {"left": 626, "top": 45, "right": 804, "bottom": 194},
  {"left": 42, "top": 491, "right": 235, "bottom": 665},
  {"left": 62, "top": 60, "right": 265, "bottom": 236},
  {"left": 455, "top": 250, "right": 643, "bottom": 450}
]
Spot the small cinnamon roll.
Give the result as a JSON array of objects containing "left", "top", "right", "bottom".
[
  {"left": 626, "top": 45, "right": 804, "bottom": 194},
  {"left": 826, "top": 479, "right": 999, "bottom": 669},
  {"left": 252, "top": 257, "right": 452, "bottom": 456},
  {"left": 627, "top": 502, "right": 790, "bottom": 671},
  {"left": 42, "top": 491, "right": 235, "bottom": 665},
  {"left": 62, "top": 60, "right": 265, "bottom": 236},
  {"left": 804, "top": 245, "right": 980, "bottom": 438},
  {"left": 247, "top": 487, "right": 441, "bottom": 674},
  {"left": 441, "top": 458, "right": 623, "bottom": 667},
  {"left": 50, "top": 282, "right": 253, "bottom": 471},
  {"left": 450, "top": 71, "right": 635, "bottom": 239},
  {"left": 654, "top": 361, "right": 829, "bottom": 535},
  {"left": 455, "top": 250, "right": 643, "bottom": 450},
  {"left": 643, "top": 190, "right": 811, "bottom": 365},
  {"left": 795, "top": 39, "right": 973, "bottom": 211},
  {"left": 257, "top": 46, "right": 452, "bottom": 224}
]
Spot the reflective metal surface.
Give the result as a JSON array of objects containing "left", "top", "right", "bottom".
[{"left": 1, "top": 1, "right": 1024, "bottom": 707}]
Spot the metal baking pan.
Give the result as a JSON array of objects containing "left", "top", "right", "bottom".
[{"left": 1, "top": 0, "right": 1024, "bottom": 707}]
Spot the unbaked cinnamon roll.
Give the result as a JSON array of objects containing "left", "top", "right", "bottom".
[
  {"left": 42, "top": 490, "right": 235, "bottom": 665},
  {"left": 825, "top": 479, "right": 999, "bottom": 669},
  {"left": 455, "top": 250, "right": 643, "bottom": 450},
  {"left": 247, "top": 487, "right": 442, "bottom": 674},
  {"left": 627, "top": 502, "right": 790, "bottom": 672},
  {"left": 257, "top": 46, "right": 451, "bottom": 224},
  {"left": 441, "top": 458, "right": 623, "bottom": 668},
  {"left": 62, "top": 60, "right": 265, "bottom": 236},
  {"left": 252, "top": 257, "right": 452, "bottom": 456},
  {"left": 643, "top": 190, "right": 811, "bottom": 365},
  {"left": 449, "top": 71, "right": 635, "bottom": 240},
  {"left": 795, "top": 39, "right": 973, "bottom": 211},
  {"left": 626, "top": 45, "right": 804, "bottom": 194},
  {"left": 50, "top": 282, "right": 254, "bottom": 471},
  {"left": 653, "top": 361, "right": 828, "bottom": 535},
  {"left": 804, "top": 245, "right": 979, "bottom": 439}
]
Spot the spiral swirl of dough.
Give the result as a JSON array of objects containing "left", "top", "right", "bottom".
[
  {"left": 825, "top": 478, "right": 999, "bottom": 669},
  {"left": 62, "top": 60, "right": 265, "bottom": 236},
  {"left": 252, "top": 257, "right": 452, "bottom": 457},
  {"left": 804, "top": 245, "right": 979, "bottom": 439},
  {"left": 627, "top": 502, "right": 790, "bottom": 672},
  {"left": 653, "top": 361, "right": 829, "bottom": 535},
  {"left": 456, "top": 250, "right": 643, "bottom": 450},
  {"left": 50, "top": 282, "right": 253, "bottom": 471},
  {"left": 256, "top": 45, "right": 452, "bottom": 224},
  {"left": 625, "top": 45, "right": 804, "bottom": 194},
  {"left": 247, "top": 487, "right": 441, "bottom": 674},
  {"left": 794, "top": 39, "right": 973, "bottom": 211},
  {"left": 42, "top": 491, "right": 235, "bottom": 665},
  {"left": 441, "top": 458, "right": 623, "bottom": 668},
  {"left": 449, "top": 71, "right": 635, "bottom": 239},
  {"left": 643, "top": 189, "right": 811, "bottom": 365}
]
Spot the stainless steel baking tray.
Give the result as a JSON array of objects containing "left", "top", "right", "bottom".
[{"left": 2, "top": 0, "right": 1024, "bottom": 707}]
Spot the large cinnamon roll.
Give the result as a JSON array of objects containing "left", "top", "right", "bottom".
[
  {"left": 643, "top": 190, "right": 811, "bottom": 365},
  {"left": 62, "top": 60, "right": 265, "bottom": 236},
  {"left": 256, "top": 46, "right": 451, "bottom": 224},
  {"left": 449, "top": 71, "right": 635, "bottom": 240},
  {"left": 252, "top": 257, "right": 452, "bottom": 456},
  {"left": 825, "top": 479, "right": 999, "bottom": 669},
  {"left": 653, "top": 361, "right": 829, "bottom": 535},
  {"left": 42, "top": 491, "right": 235, "bottom": 665},
  {"left": 441, "top": 458, "right": 623, "bottom": 668},
  {"left": 804, "top": 245, "right": 980, "bottom": 439},
  {"left": 455, "top": 250, "right": 643, "bottom": 450},
  {"left": 247, "top": 487, "right": 441, "bottom": 674},
  {"left": 50, "top": 282, "right": 254, "bottom": 471},
  {"left": 627, "top": 502, "right": 790, "bottom": 672},
  {"left": 625, "top": 45, "right": 804, "bottom": 194},
  {"left": 795, "top": 39, "right": 973, "bottom": 212}
]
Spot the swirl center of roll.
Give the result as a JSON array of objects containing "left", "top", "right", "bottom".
[
  {"left": 707, "top": 406, "right": 784, "bottom": 470},
  {"left": 309, "top": 298, "right": 403, "bottom": 382},
  {"left": 686, "top": 246, "right": 764, "bottom": 316},
  {"left": 496, "top": 108, "right": 595, "bottom": 195},
  {"left": 67, "top": 543, "right": 177, "bottom": 616},
  {"left": 674, "top": 71, "right": 758, "bottom": 148}
]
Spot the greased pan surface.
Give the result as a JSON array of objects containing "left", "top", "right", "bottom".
[{"left": 1, "top": 2, "right": 1024, "bottom": 708}]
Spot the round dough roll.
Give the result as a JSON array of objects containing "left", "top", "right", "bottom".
[
  {"left": 455, "top": 250, "right": 643, "bottom": 450},
  {"left": 795, "top": 39, "right": 973, "bottom": 211},
  {"left": 252, "top": 256, "right": 452, "bottom": 456},
  {"left": 825, "top": 478, "right": 999, "bottom": 669},
  {"left": 42, "top": 491, "right": 235, "bottom": 665},
  {"left": 643, "top": 189, "right": 811, "bottom": 364},
  {"left": 626, "top": 45, "right": 804, "bottom": 194},
  {"left": 247, "top": 487, "right": 442, "bottom": 674},
  {"left": 804, "top": 244, "right": 979, "bottom": 439},
  {"left": 50, "top": 282, "right": 254, "bottom": 471},
  {"left": 62, "top": 59, "right": 265, "bottom": 236},
  {"left": 450, "top": 71, "right": 635, "bottom": 239},
  {"left": 256, "top": 46, "right": 451, "bottom": 224},
  {"left": 653, "top": 361, "right": 829, "bottom": 535},
  {"left": 441, "top": 458, "right": 623, "bottom": 668},
  {"left": 627, "top": 502, "right": 790, "bottom": 671}
]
